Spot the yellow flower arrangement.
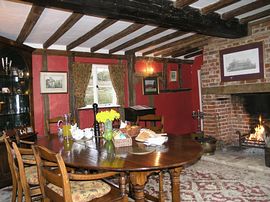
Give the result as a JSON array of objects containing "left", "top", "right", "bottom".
[{"left": 96, "top": 109, "right": 120, "bottom": 123}]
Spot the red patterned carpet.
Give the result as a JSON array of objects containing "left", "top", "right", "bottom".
[
  {"left": 145, "top": 160, "right": 270, "bottom": 202},
  {"left": 1, "top": 160, "right": 270, "bottom": 202}
]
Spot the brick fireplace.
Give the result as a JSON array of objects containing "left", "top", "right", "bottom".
[{"left": 201, "top": 20, "right": 270, "bottom": 146}]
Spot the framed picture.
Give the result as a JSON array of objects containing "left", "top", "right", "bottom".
[
  {"left": 220, "top": 42, "right": 263, "bottom": 82},
  {"left": 40, "top": 72, "right": 68, "bottom": 93},
  {"left": 143, "top": 77, "right": 159, "bottom": 95},
  {"left": 170, "top": 70, "right": 177, "bottom": 82}
]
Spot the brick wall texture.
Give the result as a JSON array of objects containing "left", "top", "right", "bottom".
[{"left": 201, "top": 21, "right": 270, "bottom": 145}]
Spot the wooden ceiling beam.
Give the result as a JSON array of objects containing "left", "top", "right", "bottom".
[
  {"left": 240, "top": 9, "right": 270, "bottom": 24},
  {"left": 174, "top": 0, "right": 198, "bottom": 8},
  {"left": 43, "top": 13, "right": 83, "bottom": 49},
  {"left": 171, "top": 47, "right": 200, "bottom": 58},
  {"left": 91, "top": 23, "right": 144, "bottom": 52},
  {"left": 125, "top": 31, "right": 185, "bottom": 54},
  {"left": 201, "top": 0, "right": 240, "bottom": 15},
  {"left": 109, "top": 27, "right": 166, "bottom": 54},
  {"left": 184, "top": 49, "right": 203, "bottom": 59},
  {"left": 142, "top": 34, "right": 201, "bottom": 56},
  {"left": 16, "top": 5, "right": 44, "bottom": 44},
  {"left": 136, "top": 56, "right": 193, "bottom": 64},
  {"left": 161, "top": 38, "right": 208, "bottom": 57},
  {"left": 19, "top": 0, "right": 248, "bottom": 38},
  {"left": 67, "top": 19, "right": 117, "bottom": 50},
  {"left": 222, "top": 0, "right": 270, "bottom": 20}
]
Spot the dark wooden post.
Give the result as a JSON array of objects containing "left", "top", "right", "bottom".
[
  {"left": 126, "top": 53, "right": 136, "bottom": 106},
  {"left": 92, "top": 103, "right": 100, "bottom": 144}
]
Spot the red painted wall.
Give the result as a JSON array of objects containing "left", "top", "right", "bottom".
[{"left": 32, "top": 54, "right": 202, "bottom": 136}]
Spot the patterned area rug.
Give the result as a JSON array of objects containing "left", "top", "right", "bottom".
[{"left": 1, "top": 160, "right": 270, "bottom": 202}]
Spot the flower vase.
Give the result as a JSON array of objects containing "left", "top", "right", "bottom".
[{"left": 103, "top": 120, "right": 113, "bottom": 141}]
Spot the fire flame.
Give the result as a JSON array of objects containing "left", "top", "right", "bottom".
[{"left": 248, "top": 115, "right": 265, "bottom": 141}]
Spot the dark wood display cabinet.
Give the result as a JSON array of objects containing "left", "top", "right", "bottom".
[{"left": 0, "top": 36, "right": 35, "bottom": 188}]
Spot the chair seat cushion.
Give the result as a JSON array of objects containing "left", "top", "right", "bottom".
[
  {"left": 48, "top": 180, "right": 111, "bottom": 202},
  {"left": 25, "top": 166, "right": 39, "bottom": 185}
]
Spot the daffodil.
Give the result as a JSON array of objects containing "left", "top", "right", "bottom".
[{"left": 96, "top": 109, "right": 120, "bottom": 123}]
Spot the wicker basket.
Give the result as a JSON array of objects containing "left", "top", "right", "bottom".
[
  {"left": 120, "top": 125, "right": 141, "bottom": 137},
  {"left": 113, "top": 134, "right": 132, "bottom": 147}
]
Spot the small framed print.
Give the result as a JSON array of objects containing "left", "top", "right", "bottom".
[
  {"left": 142, "top": 77, "right": 159, "bottom": 95},
  {"left": 40, "top": 72, "right": 68, "bottom": 94},
  {"left": 170, "top": 70, "right": 177, "bottom": 82}
]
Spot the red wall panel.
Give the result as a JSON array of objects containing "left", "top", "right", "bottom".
[{"left": 32, "top": 54, "right": 202, "bottom": 136}]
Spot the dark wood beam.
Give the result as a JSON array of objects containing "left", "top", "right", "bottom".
[
  {"left": 109, "top": 27, "right": 166, "bottom": 54},
  {"left": 33, "top": 48, "right": 126, "bottom": 59},
  {"left": 125, "top": 31, "right": 185, "bottom": 54},
  {"left": 0, "top": 36, "right": 34, "bottom": 52},
  {"left": 142, "top": 34, "right": 200, "bottom": 56},
  {"left": 174, "top": 0, "right": 198, "bottom": 8},
  {"left": 19, "top": 0, "right": 248, "bottom": 38},
  {"left": 16, "top": 5, "right": 44, "bottom": 44},
  {"left": 222, "top": 0, "right": 270, "bottom": 20},
  {"left": 184, "top": 49, "right": 203, "bottom": 58},
  {"left": 136, "top": 56, "right": 193, "bottom": 64},
  {"left": 67, "top": 19, "right": 117, "bottom": 50},
  {"left": 161, "top": 38, "right": 208, "bottom": 57},
  {"left": 91, "top": 23, "right": 144, "bottom": 52},
  {"left": 240, "top": 9, "right": 270, "bottom": 24},
  {"left": 43, "top": 13, "right": 83, "bottom": 49},
  {"left": 201, "top": 0, "right": 240, "bottom": 15},
  {"left": 171, "top": 47, "right": 200, "bottom": 58}
]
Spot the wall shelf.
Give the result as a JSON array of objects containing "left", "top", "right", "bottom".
[{"left": 160, "top": 88, "right": 191, "bottom": 93}]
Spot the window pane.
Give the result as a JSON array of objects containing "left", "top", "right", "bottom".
[
  {"left": 98, "top": 87, "right": 114, "bottom": 104},
  {"left": 84, "top": 85, "right": 94, "bottom": 104}
]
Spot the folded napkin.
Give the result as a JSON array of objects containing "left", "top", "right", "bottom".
[{"left": 144, "top": 136, "right": 168, "bottom": 146}]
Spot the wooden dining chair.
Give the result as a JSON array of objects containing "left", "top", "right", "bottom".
[
  {"left": 136, "top": 114, "right": 164, "bottom": 133},
  {"left": 32, "top": 145, "right": 128, "bottom": 202},
  {"left": 46, "top": 115, "right": 76, "bottom": 135},
  {"left": 12, "top": 142, "right": 41, "bottom": 202},
  {"left": 136, "top": 114, "right": 165, "bottom": 201},
  {"left": 3, "top": 135, "right": 40, "bottom": 202}
]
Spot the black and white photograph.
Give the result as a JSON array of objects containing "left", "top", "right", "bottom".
[
  {"left": 40, "top": 72, "right": 68, "bottom": 93},
  {"left": 170, "top": 70, "right": 177, "bottom": 82},
  {"left": 220, "top": 42, "right": 263, "bottom": 82}
]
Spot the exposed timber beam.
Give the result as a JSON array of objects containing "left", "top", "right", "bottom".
[
  {"left": 109, "top": 27, "right": 166, "bottom": 54},
  {"left": 222, "top": 0, "right": 270, "bottom": 20},
  {"left": 19, "top": 0, "right": 248, "bottom": 38},
  {"left": 184, "top": 49, "right": 203, "bottom": 59},
  {"left": 16, "top": 5, "right": 44, "bottom": 44},
  {"left": 91, "top": 23, "right": 144, "bottom": 52},
  {"left": 44, "top": 13, "right": 83, "bottom": 49},
  {"left": 201, "top": 0, "right": 240, "bottom": 15},
  {"left": 136, "top": 56, "right": 193, "bottom": 64},
  {"left": 125, "top": 31, "right": 185, "bottom": 54},
  {"left": 171, "top": 47, "right": 200, "bottom": 58},
  {"left": 67, "top": 19, "right": 117, "bottom": 50},
  {"left": 161, "top": 38, "right": 208, "bottom": 57},
  {"left": 142, "top": 34, "right": 202, "bottom": 56},
  {"left": 174, "top": 0, "right": 198, "bottom": 9},
  {"left": 240, "top": 9, "right": 270, "bottom": 24}
]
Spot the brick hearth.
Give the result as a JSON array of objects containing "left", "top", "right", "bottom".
[{"left": 201, "top": 20, "right": 270, "bottom": 145}]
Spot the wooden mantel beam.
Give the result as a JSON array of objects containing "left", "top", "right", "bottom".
[{"left": 19, "top": 0, "right": 248, "bottom": 38}]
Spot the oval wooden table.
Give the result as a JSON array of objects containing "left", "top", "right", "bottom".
[{"left": 36, "top": 134, "right": 203, "bottom": 202}]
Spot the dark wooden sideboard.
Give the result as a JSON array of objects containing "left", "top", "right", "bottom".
[{"left": 124, "top": 105, "right": 156, "bottom": 123}]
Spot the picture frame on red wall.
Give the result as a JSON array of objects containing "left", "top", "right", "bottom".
[
  {"left": 170, "top": 70, "right": 177, "bottom": 82},
  {"left": 220, "top": 42, "right": 264, "bottom": 82},
  {"left": 40, "top": 71, "right": 68, "bottom": 93},
  {"left": 142, "top": 76, "right": 159, "bottom": 95}
]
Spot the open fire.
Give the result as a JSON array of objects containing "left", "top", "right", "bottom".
[
  {"left": 238, "top": 115, "right": 266, "bottom": 148},
  {"left": 247, "top": 115, "right": 265, "bottom": 142}
]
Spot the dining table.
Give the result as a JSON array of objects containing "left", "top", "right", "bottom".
[{"left": 36, "top": 134, "right": 203, "bottom": 202}]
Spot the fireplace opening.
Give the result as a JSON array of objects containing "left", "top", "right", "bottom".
[{"left": 236, "top": 93, "right": 270, "bottom": 148}]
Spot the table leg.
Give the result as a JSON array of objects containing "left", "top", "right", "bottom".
[
  {"left": 119, "top": 172, "right": 128, "bottom": 201},
  {"left": 169, "top": 167, "right": 183, "bottom": 202},
  {"left": 129, "top": 171, "right": 151, "bottom": 202}
]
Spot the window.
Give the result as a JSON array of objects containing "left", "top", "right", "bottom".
[{"left": 84, "top": 64, "right": 117, "bottom": 106}]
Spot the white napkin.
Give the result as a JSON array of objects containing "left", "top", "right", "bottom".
[
  {"left": 120, "top": 120, "right": 127, "bottom": 129},
  {"left": 144, "top": 136, "right": 168, "bottom": 146}
]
